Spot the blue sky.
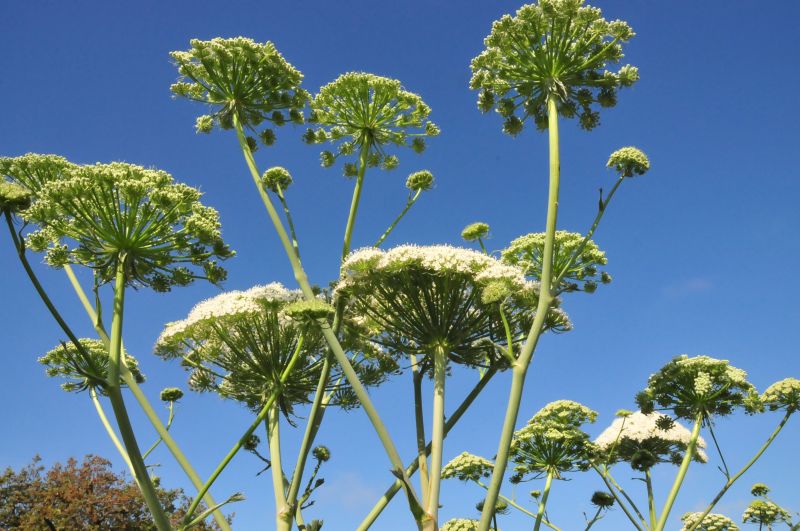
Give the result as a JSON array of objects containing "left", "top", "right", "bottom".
[{"left": 2, "top": 1, "right": 799, "bottom": 529}]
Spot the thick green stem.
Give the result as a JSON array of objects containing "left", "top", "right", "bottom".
[
  {"left": 686, "top": 410, "right": 793, "bottom": 531},
  {"left": 411, "top": 356, "right": 430, "bottom": 503},
  {"left": 654, "top": 414, "right": 702, "bottom": 531},
  {"left": 357, "top": 368, "right": 497, "bottom": 530},
  {"left": 91, "top": 387, "right": 135, "bottom": 478},
  {"left": 64, "top": 265, "right": 231, "bottom": 531},
  {"left": 268, "top": 406, "right": 290, "bottom": 531},
  {"left": 373, "top": 190, "right": 421, "bottom": 248},
  {"left": 592, "top": 465, "right": 645, "bottom": 531},
  {"left": 183, "top": 335, "right": 305, "bottom": 524},
  {"left": 343, "top": 145, "right": 369, "bottom": 259},
  {"left": 106, "top": 262, "right": 172, "bottom": 531},
  {"left": 477, "top": 93, "right": 561, "bottom": 531},
  {"left": 425, "top": 349, "right": 447, "bottom": 524},
  {"left": 646, "top": 469, "right": 656, "bottom": 530},
  {"left": 533, "top": 472, "right": 554, "bottom": 531},
  {"left": 232, "top": 114, "right": 421, "bottom": 516}
]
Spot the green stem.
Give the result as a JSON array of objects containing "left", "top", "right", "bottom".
[
  {"left": 426, "top": 348, "right": 447, "bottom": 524},
  {"left": 343, "top": 144, "right": 369, "bottom": 259},
  {"left": 411, "top": 356, "right": 430, "bottom": 503},
  {"left": 106, "top": 261, "right": 172, "bottom": 531},
  {"left": 477, "top": 93, "right": 561, "bottom": 531},
  {"left": 64, "top": 265, "right": 231, "bottom": 531},
  {"left": 357, "top": 368, "right": 497, "bottom": 530},
  {"left": 373, "top": 190, "right": 421, "bottom": 248},
  {"left": 553, "top": 176, "right": 624, "bottom": 287},
  {"left": 268, "top": 405, "right": 290, "bottom": 531},
  {"left": 232, "top": 114, "right": 422, "bottom": 517},
  {"left": 585, "top": 507, "right": 603, "bottom": 530},
  {"left": 654, "top": 413, "right": 703, "bottom": 531},
  {"left": 646, "top": 469, "right": 656, "bottom": 530},
  {"left": 276, "top": 186, "right": 301, "bottom": 260},
  {"left": 533, "top": 472, "right": 554, "bottom": 531},
  {"left": 592, "top": 465, "right": 645, "bottom": 531},
  {"left": 686, "top": 410, "right": 793, "bottom": 531},
  {"left": 182, "top": 334, "right": 305, "bottom": 525},
  {"left": 91, "top": 387, "right": 135, "bottom": 478},
  {"left": 143, "top": 401, "right": 175, "bottom": 461}
]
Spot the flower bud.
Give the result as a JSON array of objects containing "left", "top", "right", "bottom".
[
  {"left": 262, "top": 167, "right": 293, "bottom": 193},
  {"left": 160, "top": 387, "right": 184, "bottom": 402},
  {"left": 411, "top": 137, "right": 426, "bottom": 153},
  {"left": 246, "top": 136, "right": 259, "bottom": 152},
  {"left": 284, "top": 299, "right": 335, "bottom": 322},
  {"left": 320, "top": 151, "right": 335, "bottom": 168},
  {"left": 607, "top": 147, "right": 650, "bottom": 177},
  {"left": 750, "top": 483, "right": 770, "bottom": 497},
  {"left": 590, "top": 491, "right": 615, "bottom": 508},
  {"left": 503, "top": 115, "right": 523, "bottom": 136},
  {"left": 405, "top": 170, "right": 434, "bottom": 192},
  {"left": 381, "top": 155, "right": 399, "bottom": 171},
  {"left": 243, "top": 434, "right": 261, "bottom": 452},
  {"left": 0, "top": 181, "right": 33, "bottom": 213},
  {"left": 343, "top": 163, "right": 358, "bottom": 177},
  {"left": 259, "top": 129, "right": 276, "bottom": 146},
  {"left": 195, "top": 115, "right": 214, "bottom": 134},
  {"left": 461, "top": 222, "right": 490, "bottom": 242},
  {"left": 312, "top": 445, "right": 331, "bottom": 462}
]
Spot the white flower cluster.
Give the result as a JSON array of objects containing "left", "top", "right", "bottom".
[
  {"left": 742, "top": 500, "right": 793, "bottom": 526},
  {"left": 157, "top": 282, "right": 302, "bottom": 346},
  {"left": 440, "top": 519, "right": 492, "bottom": 531},
  {"left": 441, "top": 452, "right": 494, "bottom": 482},
  {"left": 681, "top": 512, "right": 739, "bottom": 531},
  {"left": 594, "top": 411, "right": 708, "bottom": 462},
  {"left": 339, "top": 244, "right": 536, "bottom": 293}
]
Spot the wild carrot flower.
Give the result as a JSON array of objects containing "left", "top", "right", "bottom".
[
  {"left": 635, "top": 355, "right": 758, "bottom": 421},
  {"left": 741, "top": 500, "right": 792, "bottom": 527},
  {"left": 22, "top": 162, "right": 233, "bottom": 291},
  {"left": 594, "top": 411, "right": 708, "bottom": 470},
  {"left": 170, "top": 37, "right": 309, "bottom": 144},
  {"left": 335, "top": 245, "right": 547, "bottom": 370},
  {"left": 39, "top": 339, "right": 144, "bottom": 394},
  {"left": 680, "top": 512, "right": 739, "bottom": 531},
  {"left": 441, "top": 452, "right": 495, "bottom": 482},
  {"left": 502, "top": 231, "right": 609, "bottom": 293},
  {"left": 470, "top": 0, "right": 638, "bottom": 134},
  {"left": 305, "top": 73, "right": 439, "bottom": 175},
  {"left": 155, "top": 283, "right": 394, "bottom": 415},
  {"left": 510, "top": 400, "right": 597, "bottom": 478}
]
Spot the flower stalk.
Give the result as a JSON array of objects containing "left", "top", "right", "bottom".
[
  {"left": 533, "top": 471, "right": 554, "bottom": 531},
  {"left": 654, "top": 413, "right": 703, "bottom": 531}
]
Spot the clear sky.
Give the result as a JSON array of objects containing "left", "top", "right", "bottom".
[{"left": 2, "top": 1, "right": 799, "bottom": 529}]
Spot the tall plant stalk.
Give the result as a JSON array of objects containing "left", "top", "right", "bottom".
[
  {"left": 533, "top": 471, "right": 554, "bottom": 531},
  {"left": 231, "top": 113, "right": 424, "bottom": 524},
  {"left": 424, "top": 347, "right": 448, "bottom": 528},
  {"left": 268, "top": 405, "right": 290, "bottom": 530},
  {"left": 105, "top": 261, "right": 172, "bottom": 531},
  {"left": 63, "top": 265, "right": 232, "bottom": 531},
  {"left": 478, "top": 93, "right": 561, "bottom": 530},
  {"left": 645, "top": 469, "right": 657, "bottom": 530},
  {"left": 654, "top": 414, "right": 703, "bottom": 531}
]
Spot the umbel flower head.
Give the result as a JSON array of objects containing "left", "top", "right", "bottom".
[
  {"left": 159, "top": 387, "right": 184, "bottom": 402},
  {"left": 305, "top": 73, "right": 439, "bottom": 175},
  {"left": 0, "top": 181, "right": 32, "bottom": 214},
  {"left": 502, "top": 231, "right": 610, "bottom": 293},
  {"left": 635, "top": 355, "right": 759, "bottom": 421},
  {"left": 594, "top": 411, "right": 708, "bottom": 470},
  {"left": 23, "top": 162, "right": 233, "bottom": 291},
  {"left": 607, "top": 147, "right": 650, "bottom": 177},
  {"left": 405, "top": 170, "right": 434, "bottom": 192},
  {"left": 510, "top": 400, "right": 598, "bottom": 478},
  {"left": 590, "top": 491, "right": 615, "bottom": 509},
  {"left": 1, "top": 154, "right": 77, "bottom": 214},
  {"left": 39, "top": 339, "right": 145, "bottom": 395},
  {"left": 170, "top": 37, "right": 309, "bottom": 142},
  {"left": 680, "top": 512, "right": 740, "bottom": 531},
  {"left": 261, "top": 166, "right": 293, "bottom": 193},
  {"left": 470, "top": 0, "right": 639, "bottom": 134},
  {"left": 742, "top": 500, "right": 793, "bottom": 527},
  {"left": 155, "top": 283, "right": 394, "bottom": 416},
  {"left": 760, "top": 377, "right": 800, "bottom": 412},
  {"left": 440, "top": 519, "right": 494, "bottom": 531},
  {"left": 441, "top": 452, "right": 495, "bottom": 482},
  {"left": 750, "top": 482, "right": 770, "bottom": 497},
  {"left": 335, "top": 245, "right": 554, "bottom": 372},
  {"left": 461, "top": 222, "right": 490, "bottom": 242}
]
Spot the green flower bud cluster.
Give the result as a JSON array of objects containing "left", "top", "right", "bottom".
[
  {"left": 38, "top": 339, "right": 145, "bottom": 395},
  {"left": 470, "top": 0, "right": 638, "bottom": 135},
  {"left": 502, "top": 231, "right": 609, "bottom": 293},
  {"left": 441, "top": 452, "right": 495, "bottom": 482},
  {"left": 461, "top": 222, "right": 490, "bottom": 242},
  {"left": 336, "top": 245, "right": 544, "bottom": 370},
  {"left": 590, "top": 490, "right": 615, "bottom": 508},
  {"left": 261, "top": 166, "right": 293, "bottom": 193},
  {"left": 312, "top": 445, "right": 331, "bottom": 462},
  {"left": 510, "top": 400, "right": 597, "bottom": 478},
  {"left": 405, "top": 170, "right": 434, "bottom": 192},
  {"left": 760, "top": 377, "right": 800, "bottom": 412},
  {"left": 0, "top": 154, "right": 77, "bottom": 195},
  {"left": 243, "top": 434, "right": 261, "bottom": 452},
  {"left": 607, "top": 146, "right": 650, "bottom": 177},
  {"left": 742, "top": 500, "right": 792, "bottom": 526},
  {"left": 306, "top": 73, "right": 438, "bottom": 175},
  {"left": 635, "top": 355, "right": 757, "bottom": 421},
  {"left": 20, "top": 161, "right": 233, "bottom": 291},
  {"left": 750, "top": 482, "right": 770, "bottom": 497},
  {"left": 170, "top": 37, "right": 309, "bottom": 141},
  {"left": 0, "top": 181, "right": 32, "bottom": 213},
  {"left": 160, "top": 387, "right": 184, "bottom": 402},
  {"left": 284, "top": 299, "right": 336, "bottom": 322},
  {"left": 680, "top": 512, "right": 740, "bottom": 531}
]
